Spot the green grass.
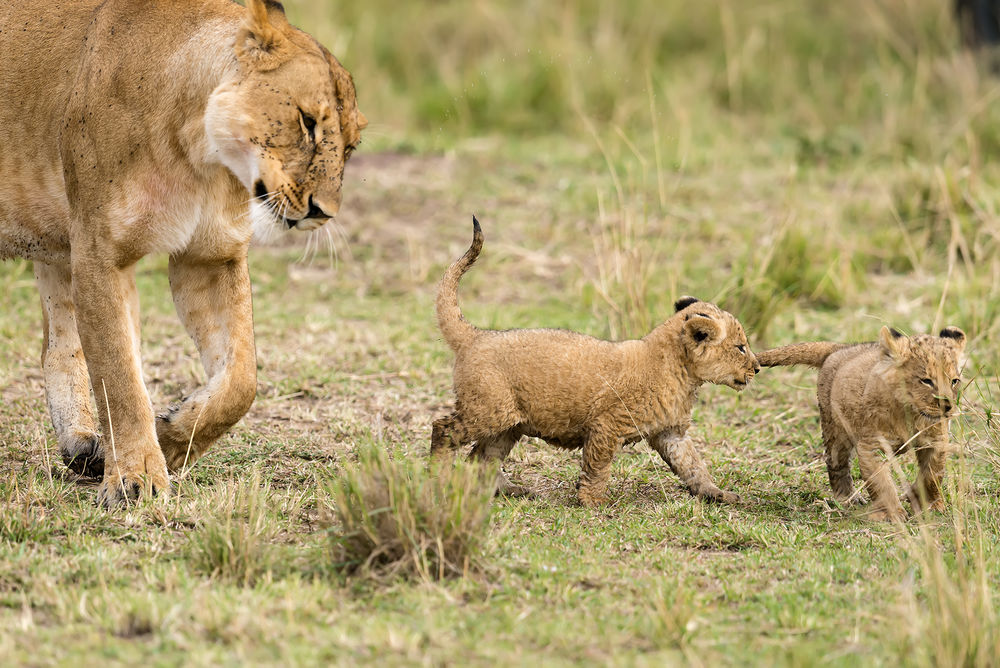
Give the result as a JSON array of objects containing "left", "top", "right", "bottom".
[{"left": 2, "top": 0, "right": 1000, "bottom": 663}]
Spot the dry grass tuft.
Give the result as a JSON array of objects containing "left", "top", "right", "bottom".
[
  {"left": 321, "top": 447, "right": 496, "bottom": 581},
  {"left": 896, "top": 389, "right": 1000, "bottom": 667},
  {"left": 187, "top": 469, "right": 276, "bottom": 586}
]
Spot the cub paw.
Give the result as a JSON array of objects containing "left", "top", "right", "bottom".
[
  {"left": 698, "top": 486, "right": 742, "bottom": 504},
  {"left": 498, "top": 482, "right": 534, "bottom": 498},
  {"left": 868, "top": 508, "right": 906, "bottom": 523},
  {"left": 577, "top": 490, "right": 608, "bottom": 507},
  {"left": 60, "top": 431, "right": 104, "bottom": 478}
]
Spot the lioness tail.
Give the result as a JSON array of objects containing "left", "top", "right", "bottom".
[
  {"left": 436, "top": 217, "right": 484, "bottom": 352},
  {"left": 756, "top": 342, "right": 848, "bottom": 368}
]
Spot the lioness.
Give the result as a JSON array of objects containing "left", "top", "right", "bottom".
[
  {"left": 758, "top": 326, "right": 966, "bottom": 521},
  {"left": 0, "top": 0, "right": 366, "bottom": 506},
  {"left": 431, "top": 218, "right": 759, "bottom": 507}
]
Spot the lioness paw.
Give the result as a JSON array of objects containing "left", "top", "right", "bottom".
[
  {"left": 96, "top": 469, "right": 171, "bottom": 509},
  {"left": 61, "top": 431, "right": 104, "bottom": 478}
]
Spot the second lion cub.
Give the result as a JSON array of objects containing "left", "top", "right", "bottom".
[
  {"left": 758, "top": 326, "right": 966, "bottom": 521},
  {"left": 431, "top": 218, "right": 760, "bottom": 507}
]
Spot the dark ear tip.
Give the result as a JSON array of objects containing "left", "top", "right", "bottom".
[
  {"left": 939, "top": 327, "right": 966, "bottom": 341},
  {"left": 674, "top": 296, "right": 699, "bottom": 312},
  {"left": 889, "top": 327, "right": 904, "bottom": 339}
]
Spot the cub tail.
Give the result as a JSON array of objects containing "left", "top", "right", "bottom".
[
  {"left": 756, "top": 342, "right": 848, "bottom": 368},
  {"left": 436, "top": 216, "right": 484, "bottom": 352}
]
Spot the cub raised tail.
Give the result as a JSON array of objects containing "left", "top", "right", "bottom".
[
  {"left": 757, "top": 342, "right": 850, "bottom": 368},
  {"left": 436, "top": 216, "right": 484, "bottom": 352}
]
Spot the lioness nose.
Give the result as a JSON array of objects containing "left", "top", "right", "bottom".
[{"left": 304, "top": 196, "right": 331, "bottom": 220}]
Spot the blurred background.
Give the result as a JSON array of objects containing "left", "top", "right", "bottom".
[{"left": 274, "top": 0, "right": 1000, "bottom": 370}]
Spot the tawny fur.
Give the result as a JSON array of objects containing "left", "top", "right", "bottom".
[
  {"left": 758, "top": 326, "right": 966, "bottom": 521},
  {"left": 0, "top": 0, "right": 366, "bottom": 506},
  {"left": 432, "top": 219, "right": 760, "bottom": 507}
]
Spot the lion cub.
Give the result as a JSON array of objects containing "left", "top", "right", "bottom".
[
  {"left": 431, "top": 218, "right": 760, "bottom": 507},
  {"left": 758, "top": 326, "right": 966, "bottom": 521}
]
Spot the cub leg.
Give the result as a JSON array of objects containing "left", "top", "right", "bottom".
[
  {"left": 856, "top": 437, "right": 905, "bottom": 522},
  {"left": 649, "top": 431, "right": 740, "bottom": 503},
  {"left": 72, "top": 259, "right": 168, "bottom": 506},
  {"left": 34, "top": 262, "right": 103, "bottom": 477},
  {"left": 431, "top": 411, "right": 472, "bottom": 459},
  {"left": 155, "top": 253, "right": 257, "bottom": 471},
  {"left": 909, "top": 438, "right": 948, "bottom": 513},
  {"left": 578, "top": 429, "right": 619, "bottom": 507},
  {"left": 822, "top": 417, "right": 857, "bottom": 505},
  {"left": 469, "top": 428, "right": 530, "bottom": 496}
]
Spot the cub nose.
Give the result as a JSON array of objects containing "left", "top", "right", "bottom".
[{"left": 941, "top": 398, "right": 953, "bottom": 414}]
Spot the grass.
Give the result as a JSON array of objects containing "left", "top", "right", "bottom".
[
  {"left": 321, "top": 446, "right": 496, "bottom": 580},
  {"left": 1, "top": 0, "right": 1000, "bottom": 663}
]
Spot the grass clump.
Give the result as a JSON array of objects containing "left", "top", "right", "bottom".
[
  {"left": 0, "top": 475, "right": 54, "bottom": 544},
  {"left": 321, "top": 447, "right": 496, "bottom": 581},
  {"left": 187, "top": 469, "right": 275, "bottom": 586}
]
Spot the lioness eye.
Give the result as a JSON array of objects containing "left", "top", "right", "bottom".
[
  {"left": 300, "top": 110, "right": 317, "bottom": 142},
  {"left": 920, "top": 378, "right": 934, "bottom": 387}
]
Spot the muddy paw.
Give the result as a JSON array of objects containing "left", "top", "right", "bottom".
[
  {"left": 60, "top": 431, "right": 104, "bottom": 478},
  {"left": 96, "top": 470, "right": 171, "bottom": 508}
]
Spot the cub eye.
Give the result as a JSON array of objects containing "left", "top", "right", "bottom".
[
  {"left": 735, "top": 344, "right": 747, "bottom": 355},
  {"left": 300, "top": 110, "right": 317, "bottom": 142},
  {"left": 920, "top": 378, "right": 934, "bottom": 387},
  {"left": 951, "top": 378, "right": 960, "bottom": 387}
]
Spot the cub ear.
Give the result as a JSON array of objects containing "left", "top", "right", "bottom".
[
  {"left": 237, "top": 0, "right": 291, "bottom": 71},
  {"left": 674, "top": 296, "right": 700, "bottom": 312},
  {"left": 684, "top": 312, "right": 722, "bottom": 344},
  {"left": 879, "top": 325, "right": 909, "bottom": 359},
  {"left": 939, "top": 326, "right": 966, "bottom": 349}
]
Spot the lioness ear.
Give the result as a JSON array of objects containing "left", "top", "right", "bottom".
[
  {"left": 326, "top": 50, "right": 365, "bottom": 146},
  {"left": 879, "top": 325, "right": 909, "bottom": 359},
  {"left": 684, "top": 313, "right": 722, "bottom": 345},
  {"left": 939, "top": 326, "right": 966, "bottom": 349},
  {"left": 237, "top": 0, "right": 291, "bottom": 71}
]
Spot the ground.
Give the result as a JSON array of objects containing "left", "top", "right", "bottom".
[{"left": 2, "top": 0, "right": 1000, "bottom": 664}]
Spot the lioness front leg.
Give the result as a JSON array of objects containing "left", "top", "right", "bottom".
[
  {"left": 156, "top": 253, "right": 256, "bottom": 471},
  {"left": 72, "top": 260, "right": 169, "bottom": 505},
  {"left": 35, "top": 262, "right": 103, "bottom": 477},
  {"left": 649, "top": 431, "right": 741, "bottom": 504}
]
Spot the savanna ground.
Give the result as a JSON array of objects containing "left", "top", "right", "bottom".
[{"left": 2, "top": 0, "right": 1000, "bottom": 664}]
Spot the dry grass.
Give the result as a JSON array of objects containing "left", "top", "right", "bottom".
[
  {"left": 186, "top": 469, "right": 277, "bottom": 585},
  {"left": 321, "top": 446, "right": 496, "bottom": 580}
]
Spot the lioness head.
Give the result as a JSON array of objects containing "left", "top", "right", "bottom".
[
  {"left": 674, "top": 297, "right": 760, "bottom": 390},
  {"left": 879, "top": 326, "right": 966, "bottom": 419},
  {"left": 206, "top": 0, "right": 367, "bottom": 235}
]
